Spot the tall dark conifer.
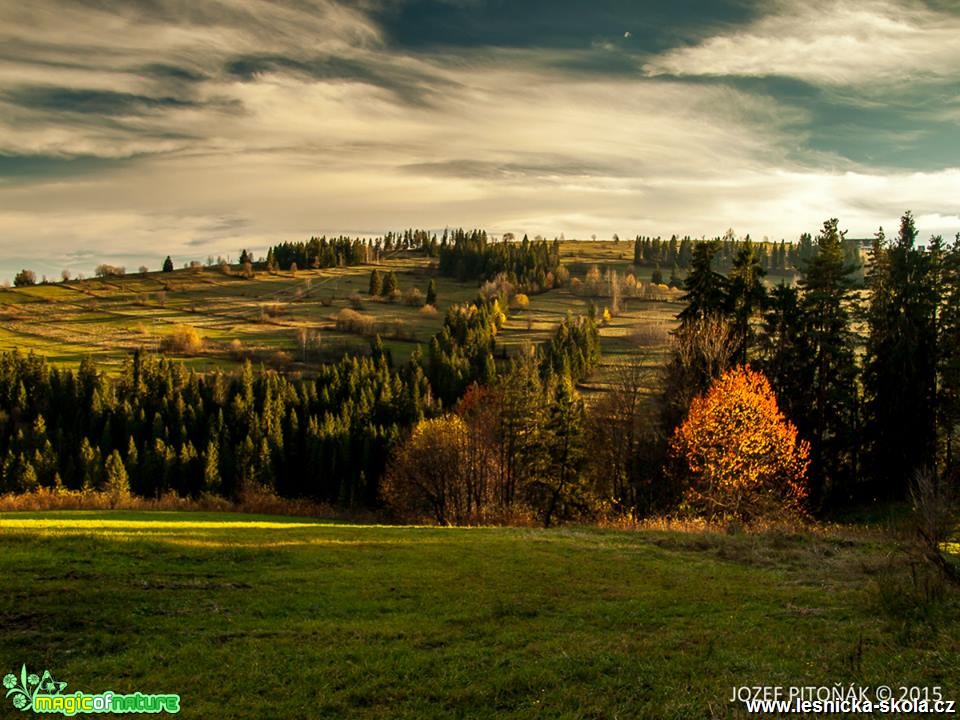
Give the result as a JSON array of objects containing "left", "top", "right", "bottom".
[
  {"left": 758, "top": 283, "right": 811, "bottom": 428},
  {"left": 678, "top": 240, "right": 727, "bottom": 325},
  {"left": 726, "top": 242, "right": 767, "bottom": 364},
  {"left": 862, "top": 212, "right": 938, "bottom": 499},
  {"left": 797, "top": 218, "right": 858, "bottom": 508}
]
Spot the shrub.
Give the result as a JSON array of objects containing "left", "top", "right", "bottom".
[
  {"left": 629, "top": 323, "right": 671, "bottom": 347},
  {"left": 262, "top": 302, "right": 285, "bottom": 318},
  {"left": 669, "top": 366, "right": 809, "bottom": 522},
  {"left": 95, "top": 264, "right": 126, "bottom": 278},
  {"left": 419, "top": 304, "right": 438, "bottom": 316},
  {"left": 161, "top": 325, "right": 204, "bottom": 354},
  {"left": 908, "top": 468, "right": 959, "bottom": 585},
  {"left": 512, "top": 293, "right": 530, "bottom": 309},
  {"left": 229, "top": 338, "right": 246, "bottom": 360},
  {"left": 479, "top": 273, "right": 514, "bottom": 303},
  {"left": 336, "top": 308, "right": 376, "bottom": 335},
  {"left": 404, "top": 287, "right": 424, "bottom": 307},
  {"left": 13, "top": 269, "right": 36, "bottom": 287},
  {"left": 349, "top": 293, "right": 366, "bottom": 310}
]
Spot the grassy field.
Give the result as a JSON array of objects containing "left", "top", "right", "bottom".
[
  {"left": 0, "top": 247, "right": 682, "bottom": 389},
  {"left": 1, "top": 512, "right": 957, "bottom": 718}
]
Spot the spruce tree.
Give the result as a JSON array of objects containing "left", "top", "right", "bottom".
[
  {"left": 532, "top": 374, "right": 586, "bottom": 527},
  {"left": 863, "top": 212, "right": 939, "bottom": 499},
  {"left": 759, "top": 283, "right": 811, "bottom": 429},
  {"left": 104, "top": 449, "right": 130, "bottom": 505},
  {"left": 678, "top": 240, "right": 727, "bottom": 325},
  {"left": 797, "top": 218, "right": 858, "bottom": 508},
  {"left": 726, "top": 242, "right": 767, "bottom": 364},
  {"left": 382, "top": 271, "right": 398, "bottom": 296},
  {"left": 426, "top": 279, "right": 437, "bottom": 306},
  {"left": 369, "top": 269, "right": 383, "bottom": 296},
  {"left": 162, "top": 256, "right": 174, "bottom": 273}
]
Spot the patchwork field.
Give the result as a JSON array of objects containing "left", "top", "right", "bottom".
[
  {"left": 0, "top": 246, "right": 683, "bottom": 391},
  {"left": 0, "top": 512, "right": 956, "bottom": 719}
]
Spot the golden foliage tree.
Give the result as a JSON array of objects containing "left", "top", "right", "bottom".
[
  {"left": 383, "top": 415, "right": 477, "bottom": 525},
  {"left": 669, "top": 366, "right": 809, "bottom": 521}
]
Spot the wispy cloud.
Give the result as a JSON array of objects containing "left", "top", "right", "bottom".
[{"left": 643, "top": 0, "right": 960, "bottom": 86}]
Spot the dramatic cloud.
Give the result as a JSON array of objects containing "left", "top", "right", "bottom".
[{"left": 0, "top": 0, "right": 957, "bottom": 280}]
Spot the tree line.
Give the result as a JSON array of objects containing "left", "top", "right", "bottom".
[
  {"left": 437, "top": 230, "right": 563, "bottom": 292},
  {"left": 661, "top": 213, "right": 960, "bottom": 513},
  {"left": 633, "top": 231, "right": 863, "bottom": 277},
  {"left": 0, "top": 294, "right": 600, "bottom": 522}
]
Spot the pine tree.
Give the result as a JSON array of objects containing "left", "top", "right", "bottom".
[
  {"left": 162, "top": 256, "right": 174, "bottom": 273},
  {"left": 426, "top": 279, "right": 437, "bottom": 307}
]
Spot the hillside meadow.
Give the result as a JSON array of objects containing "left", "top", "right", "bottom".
[
  {"left": 0, "top": 243, "right": 682, "bottom": 393},
  {"left": 1, "top": 511, "right": 957, "bottom": 719}
]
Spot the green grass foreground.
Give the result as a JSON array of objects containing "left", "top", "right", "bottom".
[{"left": 1, "top": 512, "right": 957, "bottom": 718}]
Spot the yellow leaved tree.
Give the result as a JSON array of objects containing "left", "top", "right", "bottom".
[{"left": 669, "top": 366, "right": 810, "bottom": 522}]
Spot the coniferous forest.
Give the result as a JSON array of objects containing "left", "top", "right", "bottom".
[{"left": 1, "top": 213, "right": 958, "bottom": 527}]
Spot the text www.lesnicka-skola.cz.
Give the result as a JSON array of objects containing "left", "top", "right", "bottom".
[{"left": 731, "top": 685, "right": 955, "bottom": 715}]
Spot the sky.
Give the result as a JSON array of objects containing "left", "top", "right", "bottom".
[{"left": 1, "top": 0, "right": 958, "bottom": 281}]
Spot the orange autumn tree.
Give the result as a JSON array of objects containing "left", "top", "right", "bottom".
[{"left": 669, "top": 366, "right": 810, "bottom": 522}]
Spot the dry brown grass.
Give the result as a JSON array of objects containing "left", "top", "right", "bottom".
[
  {"left": 335, "top": 308, "right": 412, "bottom": 340},
  {"left": 628, "top": 323, "right": 672, "bottom": 347},
  {"left": 0, "top": 485, "right": 347, "bottom": 519}
]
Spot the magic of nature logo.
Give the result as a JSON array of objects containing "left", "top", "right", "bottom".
[{"left": 4, "top": 665, "right": 179, "bottom": 715}]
